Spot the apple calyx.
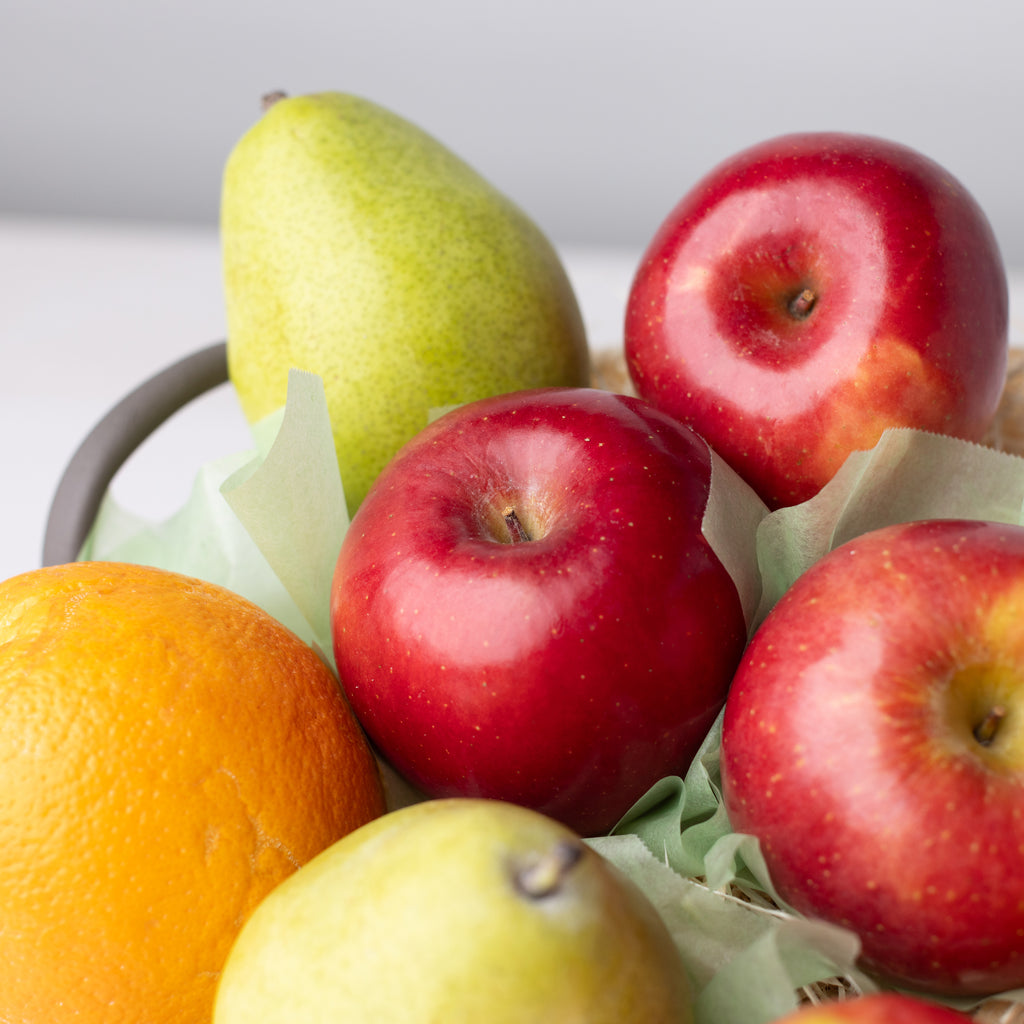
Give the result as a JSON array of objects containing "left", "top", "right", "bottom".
[
  {"left": 512, "top": 839, "right": 584, "bottom": 900},
  {"left": 973, "top": 704, "right": 1008, "bottom": 747},
  {"left": 502, "top": 506, "right": 531, "bottom": 543},
  {"left": 787, "top": 287, "right": 818, "bottom": 320}
]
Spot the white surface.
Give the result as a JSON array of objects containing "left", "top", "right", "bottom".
[
  {"left": 5, "top": 2, "right": 1024, "bottom": 263},
  {"left": 5, "top": 215, "right": 1024, "bottom": 587},
  {"left": 0, "top": 216, "right": 641, "bottom": 584}
]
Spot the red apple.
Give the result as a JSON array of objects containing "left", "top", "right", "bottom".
[
  {"left": 625, "top": 132, "right": 1009, "bottom": 509},
  {"left": 330, "top": 386, "right": 747, "bottom": 836},
  {"left": 773, "top": 994, "right": 970, "bottom": 1024},
  {"left": 720, "top": 518, "right": 1024, "bottom": 996}
]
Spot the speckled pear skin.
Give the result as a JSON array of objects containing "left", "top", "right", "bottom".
[{"left": 222, "top": 92, "right": 590, "bottom": 514}]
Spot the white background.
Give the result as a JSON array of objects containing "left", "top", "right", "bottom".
[
  {"left": 2, "top": 1, "right": 1024, "bottom": 583},
  {"left": 5, "top": 0, "right": 1024, "bottom": 260}
]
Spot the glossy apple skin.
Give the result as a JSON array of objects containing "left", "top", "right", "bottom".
[
  {"left": 720, "top": 519, "right": 1024, "bottom": 995},
  {"left": 773, "top": 994, "right": 969, "bottom": 1024},
  {"left": 331, "top": 387, "right": 747, "bottom": 837},
  {"left": 625, "top": 132, "right": 1009, "bottom": 509}
]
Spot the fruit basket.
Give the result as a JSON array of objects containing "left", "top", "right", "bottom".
[
  {"left": 38, "top": 340, "right": 1024, "bottom": 1024},
  {"left": 42, "top": 341, "right": 230, "bottom": 569},
  {"left": 42, "top": 343, "right": 1024, "bottom": 569}
]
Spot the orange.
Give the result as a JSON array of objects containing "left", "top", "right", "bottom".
[{"left": 0, "top": 560, "right": 387, "bottom": 1024}]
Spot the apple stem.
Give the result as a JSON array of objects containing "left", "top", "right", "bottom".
[
  {"left": 503, "top": 506, "right": 531, "bottom": 543},
  {"left": 788, "top": 288, "right": 817, "bottom": 319},
  {"left": 513, "top": 839, "right": 584, "bottom": 899},
  {"left": 973, "top": 705, "right": 1007, "bottom": 747}
]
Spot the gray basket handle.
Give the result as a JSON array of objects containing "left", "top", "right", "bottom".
[{"left": 42, "top": 342, "right": 229, "bottom": 567}]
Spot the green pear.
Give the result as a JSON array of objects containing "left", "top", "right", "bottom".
[
  {"left": 213, "top": 798, "right": 694, "bottom": 1023},
  {"left": 222, "top": 92, "right": 590, "bottom": 514}
]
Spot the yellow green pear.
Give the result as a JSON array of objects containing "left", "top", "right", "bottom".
[
  {"left": 213, "top": 798, "right": 695, "bottom": 1023},
  {"left": 222, "top": 91, "right": 590, "bottom": 514}
]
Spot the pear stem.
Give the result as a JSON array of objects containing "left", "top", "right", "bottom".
[
  {"left": 788, "top": 288, "right": 817, "bottom": 319},
  {"left": 503, "top": 507, "right": 530, "bottom": 544},
  {"left": 513, "top": 840, "right": 584, "bottom": 899},
  {"left": 974, "top": 705, "right": 1007, "bottom": 747},
  {"left": 261, "top": 90, "right": 288, "bottom": 112}
]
